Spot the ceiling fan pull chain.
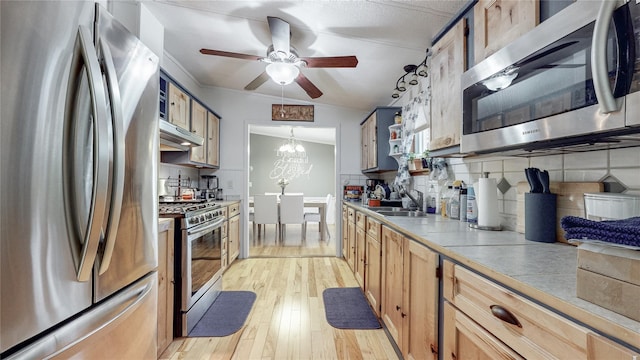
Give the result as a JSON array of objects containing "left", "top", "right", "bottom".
[{"left": 280, "top": 85, "right": 286, "bottom": 117}]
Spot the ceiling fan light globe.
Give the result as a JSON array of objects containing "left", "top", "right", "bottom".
[
  {"left": 392, "top": 90, "right": 400, "bottom": 98},
  {"left": 266, "top": 62, "right": 300, "bottom": 85}
]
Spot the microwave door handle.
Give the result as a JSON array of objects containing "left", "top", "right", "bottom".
[
  {"left": 591, "top": 0, "right": 621, "bottom": 113},
  {"left": 97, "top": 40, "right": 125, "bottom": 275},
  {"left": 63, "top": 25, "right": 110, "bottom": 282}
]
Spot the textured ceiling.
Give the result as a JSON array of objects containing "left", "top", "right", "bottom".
[{"left": 144, "top": 0, "right": 468, "bottom": 111}]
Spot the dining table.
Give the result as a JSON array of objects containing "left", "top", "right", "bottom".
[{"left": 248, "top": 196, "right": 328, "bottom": 241}]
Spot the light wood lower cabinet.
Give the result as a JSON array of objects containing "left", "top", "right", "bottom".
[
  {"left": 346, "top": 208, "right": 356, "bottom": 272},
  {"left": 382, "top": 225, "right": 439, "bottom": 360},
  {"left": 342, "top": 205, "right": 349, "bottom": 259},
  {"left": 443, "top": 302, "right": 524, "bottom": 360},
  {"left": 364, "top": 217, "right": 382, "bottom": 317},
  {"left": 228, "top": 214, "right": 240, "bottom": 265},
  {"left": 442, "top": 260, "right": 640, "bottom": 359},
  {"left": 157, "top": 219, "right": 174, "bottom": 357},
  {"left": 354, "top": 211, "right": 366, "bottom": 289}
]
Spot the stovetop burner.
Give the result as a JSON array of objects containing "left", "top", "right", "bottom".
[{"left": 158, "top": 199, "right": 220, "bottom": 216}]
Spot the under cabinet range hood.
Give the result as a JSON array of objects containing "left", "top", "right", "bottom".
[{"left": 159, "top": 120, "right": 204, "bottom": 151}]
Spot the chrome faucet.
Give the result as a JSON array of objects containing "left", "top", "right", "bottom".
[{"left": 399, "top": 186, "right": 423, "bottom": 210}]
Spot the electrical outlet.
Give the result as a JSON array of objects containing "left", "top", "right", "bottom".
[{"left": 227, "top": 180, "right": 233, "bottom": 189}]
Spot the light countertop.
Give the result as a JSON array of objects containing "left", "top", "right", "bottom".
[{"left": 345, "top": 202, "right": 640, "bottom": 349}]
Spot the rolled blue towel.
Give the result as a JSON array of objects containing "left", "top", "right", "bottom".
[{"left": 560, "top": 216, "right": 640, "bottom": 247}]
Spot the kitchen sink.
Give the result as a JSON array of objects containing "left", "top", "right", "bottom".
[
  {"left": 368, "top": 206, "right": 406, "bottom": 211},
  {"left": 376, "top": 210, "right": 427, "bottom": 217}
]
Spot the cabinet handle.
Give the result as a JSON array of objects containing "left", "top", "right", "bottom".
[
  {"left": 490, "top": 305, "right": 522, "bottom": 327},
  {"left": 171, "top": 102, "right": 175, "bottom": 106},
  {"left": 401, "top": 312, "right": 406, "bottom": 318},
  {"left": 396, "top": 305, "right": 401, "bottom": 311},
  {"left": 430, "top": 344, "right": 437, "bottom": 354}
]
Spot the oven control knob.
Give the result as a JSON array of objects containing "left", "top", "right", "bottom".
[
  {"left": 191, "top": 217, "right": 199, "bottom": 224},
  {"left": 199, "top": 215, "right": 206, "bottom": 223}
]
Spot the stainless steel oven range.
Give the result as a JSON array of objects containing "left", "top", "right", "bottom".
[{"left": 159, "top": 200, "right": 225, "bottom": 336}]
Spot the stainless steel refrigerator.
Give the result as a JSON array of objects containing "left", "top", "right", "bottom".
[{"left": 1, "top": 1, "right": 160, "bottom": 358}]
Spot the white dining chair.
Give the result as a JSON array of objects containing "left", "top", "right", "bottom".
[
  {"left": 252, "top": 195, "right": 279, "bottom": 240},
  {"left": 304, "top": 194, "right": 332, "bottom": 242},
  {"left": 279, "top": 194, "right": 305, "bottom": 241}
]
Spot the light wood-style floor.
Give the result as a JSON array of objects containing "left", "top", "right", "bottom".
[
  {"left": 160, "top": 257, "right": 400, "bottom": 359},
  {"left": 249, "top": 223, "right": 336, "bottom": 258}
]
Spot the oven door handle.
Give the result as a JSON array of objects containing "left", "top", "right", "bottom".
[{"left": 187, "top": 217, "right": 226, "bottom": 238}]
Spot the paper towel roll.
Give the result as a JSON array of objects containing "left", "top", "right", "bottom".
[{"left": 477, "top": 178, "right": 500, "bottom": 228}]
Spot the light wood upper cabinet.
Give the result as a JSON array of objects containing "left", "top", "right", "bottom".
[
  {"left": 430, "top": 19, "right": 466, "bottom": 151},
  {"left": 168, "top": 82, "right": 190, "bottom": 130},
  {"left": 360, "top": 107, "right": 399, "bottom": 172},
  {"left": 474, "top": 0, "right": 539, "bottom": 64},
  {"left": 189, "top": 101, "right": 207, "bottom": 163},
  {"left": 207, "top": 112, "right": 220, "bottom": 167}
]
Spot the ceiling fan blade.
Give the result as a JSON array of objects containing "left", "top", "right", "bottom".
[
  {"left": 244, "top": 71, "right": 270, "bottom": 91},
  {"left": 295, "top": 73, "right": 323, "bottom": 99},
  {"left": 267, "top": 16, "right": 290, "bottom": 56},
  {"left": 200, "top": 48, "right": 262, "bottom": 61},
  {"left": 301, "top": 56, "right": 358, "bottom": 68}
]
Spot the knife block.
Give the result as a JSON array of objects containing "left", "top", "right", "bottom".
[{"left": 525, "top": 193, "right": 557, "bottom": 243}]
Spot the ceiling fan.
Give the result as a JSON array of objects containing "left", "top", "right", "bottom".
[{"left": 200, "top": 16, "right": 358, "bottom": 99}]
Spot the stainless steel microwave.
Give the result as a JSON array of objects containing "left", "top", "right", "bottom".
[{"left": 460, "top": 0, "right": 640, "bottom": 155}]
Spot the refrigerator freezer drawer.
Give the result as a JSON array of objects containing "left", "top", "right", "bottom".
[{"left": 6, "top": 273, "right": 157, "bottom": 360}]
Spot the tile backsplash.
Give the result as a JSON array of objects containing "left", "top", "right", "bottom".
[{"left": 410, "top": 147, "right": 640, "bottom": 231}]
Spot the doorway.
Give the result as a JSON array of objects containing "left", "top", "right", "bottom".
[{"left": 248, "top": 124, "right": 337, "bottom": 257}]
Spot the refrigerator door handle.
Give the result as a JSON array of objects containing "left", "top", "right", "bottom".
[
  {"left": 62, "top": 25, "right": 110, "bottom": 282},
  {"left": 97, "top": 39, "right": 125, "bottom": 275}
]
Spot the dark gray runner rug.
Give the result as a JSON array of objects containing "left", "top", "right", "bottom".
[
  {"left": 323, "top": 287, "right": 381, "bottom": 329},
  {"left": 189, "top": 290, "right": 256, "bottom": 337}
]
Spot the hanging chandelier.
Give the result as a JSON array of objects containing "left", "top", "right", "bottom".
[{"left": 278, "top": 127, "right": 305, "bottom": 155}]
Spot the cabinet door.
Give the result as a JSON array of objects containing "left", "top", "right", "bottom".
[
  {"left": 474, "top": 0, "right": 539, "bottom": 64},
  {"left": 347, "top": 220, "right": 356, "bottom": 272},
  {"left": 402, "top": 239, "right": 439, "bottom": 360},
  {"left": 207, "top": 112, "right": 220, "bottom": 167},
  {"left": 443, "top": 302, "right": 524, "bottom": 360},
  {"left": 342, "top": 206, "right": 349, "bottom": 258},
  {"left": 381, "top": 226, "right": 404, "bottom": 345},
  {"left": 361, "top": 119, "right": 369, "bottom": 170},
  {"left": 365, "top": 234, "right": 382, "bottom": 317},
  {"left": 228, "top": 214, "right": 240, "bottom": 265},
  {"left": 586, "top": 333, "right": 640, "bottom": 359},
  {"left": 367, "top": 114, "right": 377, "bottom": 169},
  {"left": 355, "top": 225, "right": 366, "bottom": 289},
  {"left": 430, "top": 19, "right": 466, "bottom": 151},
  {"left": 189, "top": 101, "right": 207, "bottom": 163},
  {"left": 168, "top": 82, "right": 190, "bottom": 130},
  {"left": 157, "top": 220, "right": 174, "bottom": 357}
]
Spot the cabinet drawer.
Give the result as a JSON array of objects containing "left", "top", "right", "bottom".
[
  {"left": 366, "top": 217, "right": 381, "bottom": 239},
  {"left": 356, "top": 211, "right": 366, "bottom": 229},
  {"left": 228, "top": 202, "right": 240, "bottom": 218},
  {"left": 443, "top": 261, "right": 589, "bottom": 359}
]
